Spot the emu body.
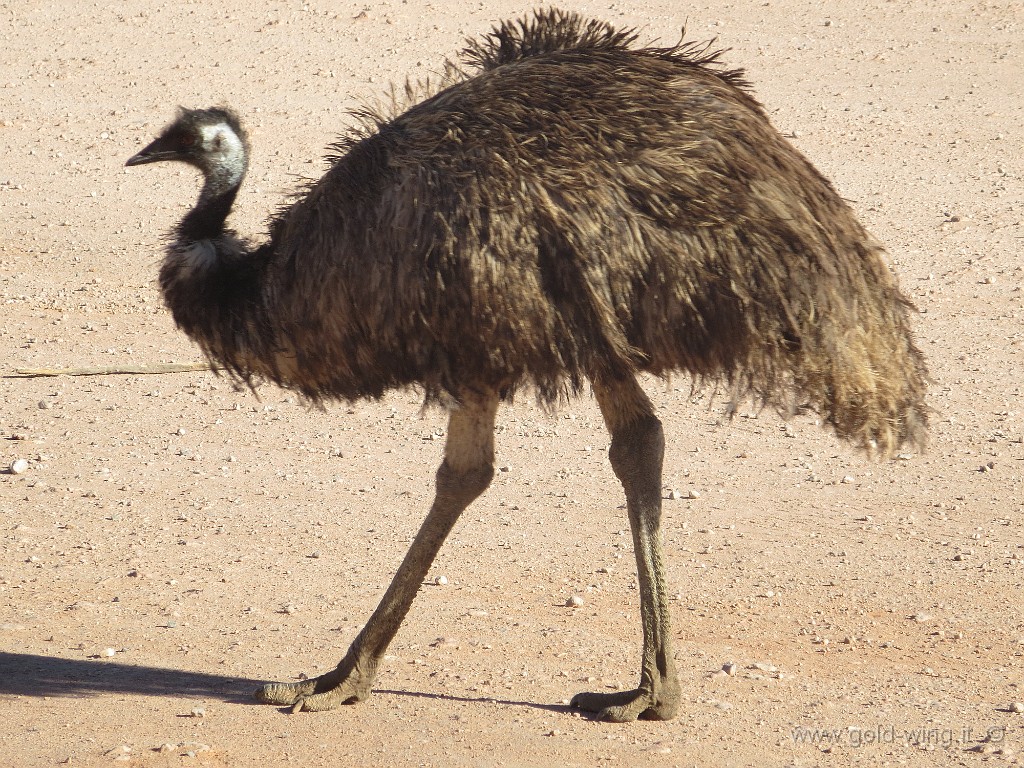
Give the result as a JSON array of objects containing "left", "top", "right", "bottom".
[{"left": 127, "top": 9, "right": 928, "bottom": 721}]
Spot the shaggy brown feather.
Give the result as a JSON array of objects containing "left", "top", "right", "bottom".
[{"left": 153, "top": 7, "right": 928, "bottom": 456}]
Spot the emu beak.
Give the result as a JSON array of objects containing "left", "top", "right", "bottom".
[{"left": 126, "top": 137, "right": 178, "bottom": 167}]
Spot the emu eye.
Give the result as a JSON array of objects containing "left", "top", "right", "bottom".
[{"left": 179, "top": 133, "right": 196, "bottom": 147}]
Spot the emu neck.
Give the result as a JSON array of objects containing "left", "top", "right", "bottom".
[
  {"left": 178, "top": 184, "right": 241, "bottom": 244},
  {"left": 177, "top": 139, "right": 248, "bottom": 244}
]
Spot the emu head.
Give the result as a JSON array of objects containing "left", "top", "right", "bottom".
[{"left": 127, "top": 107, "right": 249, "bottom": 189}]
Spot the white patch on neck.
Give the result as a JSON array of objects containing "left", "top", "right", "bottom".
[
  {"left": 177, "top": 240, "right": 219, "bottom": 274},
  {"left": 172, "top": 232, "right": 248, "bottom": 277}
]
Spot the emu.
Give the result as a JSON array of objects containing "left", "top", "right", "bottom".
[{"left": 126, "top": 9, "right": 928, "bottom": 721}]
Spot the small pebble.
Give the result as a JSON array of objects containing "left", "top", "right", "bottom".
[
  {"left": 9, "top": 459, "right": 29, "bottom": 475},
  {"left": 841, "top": 475, "right": 854, "bottom": 484},
  {"left": 566, "top": 595, "right": 584, "bottom": 608},
  {"left": 102, "top": 647, "right": 116, "bottom": 657},
  {"left": 434, "top": 575, "right": 448, "bottom": 586},
  {"left": 189, "top": 707, "right": 206, "bottom": 718},
  {"left": 1011, "top": 701, "right": 1024, "bottom": 713},
  {"left": 722, "top": 662, "right": 738, "bottom": 676},
  {"left": 157, "top": 743, "right": 176, "bottom": 754},
  {"left": 686, "top": 489, "right": 700, "bottom": 499}
]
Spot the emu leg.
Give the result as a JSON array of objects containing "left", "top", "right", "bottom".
[
  {"left": 571, "top": 377, "right": 680, "bottom": 721},
  {"left": 256, "top": 392, "right": 499, "bottom": 712}
]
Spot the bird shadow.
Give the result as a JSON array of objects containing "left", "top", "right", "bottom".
[
  {"left": 0, "top": 652, "right": 577, "bottom": 716},
  {"left": 0, "top": 652, "right": 259, "bottom": 704},
  {"left": 375, "top": 688, "right": 573, "bottom": 716}
]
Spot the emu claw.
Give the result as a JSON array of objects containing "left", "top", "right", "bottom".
[
  {"left": 255, "top": 679, "right": 318, "bottom": 707},
  {"left": 570, "top": 686, "right": 680, "bottom": 722},
  {"left": 255, "top": 667, "right": 372, "bottom": 713}
]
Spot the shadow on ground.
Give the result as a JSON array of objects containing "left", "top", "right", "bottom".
[
  {"left": 0, "top": 653, "right": 574, "bottom": 715},
  {"left": 0, "top": 652, "right": 258, "bottom": 702},
  {"left": 376, "top": 688, "right": 572, "bottom": 715}
]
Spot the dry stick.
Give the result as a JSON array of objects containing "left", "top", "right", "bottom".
[{"left": 5, "top": 362, "right": 220, "bottom": 378}]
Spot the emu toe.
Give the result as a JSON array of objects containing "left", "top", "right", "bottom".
[
  {"left": 255, "top": 668, "right": 373, "bottom": 712},
  {"left": 254, "top": 679, "right": 319, "bottom": 707},
  {"left": 570, "top": 684, "right": 681, "bottom": 722}
]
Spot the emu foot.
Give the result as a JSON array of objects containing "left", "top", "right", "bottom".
[
  {"left": 255, "top": 666, "right": 373, "bottom": 713},
  {"left": 570, "top": 682, "right": 681, "bottom": 722}
]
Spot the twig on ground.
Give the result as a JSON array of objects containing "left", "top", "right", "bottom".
[{"left": 4, "top": 362, "right": 219, "bottom": 378}]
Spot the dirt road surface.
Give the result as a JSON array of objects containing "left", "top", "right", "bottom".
[{"left": 2, "top": 1, "right": 1022, "bottom": 765}]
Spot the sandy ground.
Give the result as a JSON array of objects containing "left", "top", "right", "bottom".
[{"left": 2, "top": 0, "right": 1023, "bottom": 765}]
